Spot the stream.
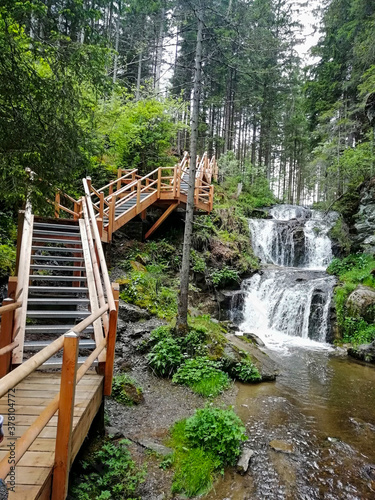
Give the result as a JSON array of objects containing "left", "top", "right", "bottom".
[{"left": 209, "top": 205, "right": 375, "bottom": 499}]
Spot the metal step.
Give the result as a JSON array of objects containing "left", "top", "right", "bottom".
[
  {"left": 33, "top": 222, "right": 80, "bottom": 231},
  {"left": 25, "top": 324, "right": 94, "bottom": 334},
  {"left": 31, "top": 255, "right": 84, "bottom": 262},
  {"left": 32, "top": 245, "right": 83, "bottom": 253},
  {"left": 27, "top": 310, "right": 90, "bottom": 319},
  {"left": 25, "top": 339, "right": 96, "bottom": 350},
  {"left": 29, "top": 275, "right": 87, "bottom": 281},
  {"left": 28, "top": 298, "right": 89, "bottom": 305},
  {"left": 29, "top": 286, "right": 89, "bottom": 294},
  {"left": 30, "top": 264, "right": 86, "bottom": 272},
  {"left": 32, "top": 237, "right": 83, "bottom": 245},
  {"left": 33, "top": 229, "right": 82, "bottom": 238},
  {"left": 40, "top": 356, "right": 97, "bottom": 368}
]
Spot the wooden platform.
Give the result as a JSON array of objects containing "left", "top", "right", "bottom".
[{"left": 0, "top": 372, "right": 103, "bottom": 499}]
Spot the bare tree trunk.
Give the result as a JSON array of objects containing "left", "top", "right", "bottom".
[
  {"left": 113, "top": 1, "right": 121, "bottom": 84},
  {"left": 155, "top": 7, "right": 165, "bottom": 95},
  {"left": 177, "top": 5, "right": 204, "bottom": 332},
  {"left": 135, "top": 49, "right": 142, "bottom": 100}
]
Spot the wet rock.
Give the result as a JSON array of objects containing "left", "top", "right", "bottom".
[
  {"left": 346, "top": 285, "right": 375, "bottom": 323},
  {"left": 118, "top": 300, "right": 150, "bottom": 322},
  {"left": 226, "top": 334, "right": 278, "bottom": 381},
  {"left": 269, "top": 440, "right": 294, "bottom": 454},
  {"left": 105, "top": 426, "right": 124, "bottom": 439},
  {"left": 137, "top": 438, "right": 173, "bottom": 457},
  {"left": 216, "top": 289, "right": 245, "bottom": 321},
  {"left": 348, "top": 340, "right": 375, "bottom": 364},
  {"left": 362, "top": 464, "right": 375, "bottom": 481},
  {"left": 243, "top": 332, "right": 266, "bottom": 347},
  {"left": 236, "top": 448, "right": 255, "bottom": 475}
]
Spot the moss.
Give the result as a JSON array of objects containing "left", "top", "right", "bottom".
[
  {"left": 111, "top": 374, "right": 144, "bottom": 406},
  {"left": 329, "top": 217, "right": 351, "bottom": 256}
]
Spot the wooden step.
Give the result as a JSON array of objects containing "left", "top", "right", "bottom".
[
  {"left": 41, "top": 356, "right": 97, "bottom": 368},
  {"left": 24, "top": 339, "right": 96, "bottom": 350},
  {"left": 25, "top": 325, "right": 94, "bottom": 334},
  {"left": 29, "top": 286, "right": 89, "bottom": 294},
  {"left": 27, "top": 311, "right": 90, "bottom": 319},
  {"left": 33, "top": 229, "right": 82, "bottom": 238},
  {"left": 33, "top": 222, "right": 80, "bottom": 231},
  {"left": 28, "top": 298, "right": 90, "bottom": 305},
  {"left": 32, "top": 246, "right": 83, "bottom": 253},
  {"left": 31, "top": 255, "right": 85, "bottom": 262},
  {"left": 33, "top": 237, "right": 83, "bottom": 245},
  {"left": 30, "top": 264, "right": 86, "bottom": 272},
  {"left": 29, "top": 275, "right": 87, "bottom": 281}
]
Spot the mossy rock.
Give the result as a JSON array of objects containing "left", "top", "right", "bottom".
[{"left": 112, "top": 374, "right": 144, "bottom": 406}]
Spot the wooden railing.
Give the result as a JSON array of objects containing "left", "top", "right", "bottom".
[{"left": 0, "top": 187, "right": 119, "bottom": 499}]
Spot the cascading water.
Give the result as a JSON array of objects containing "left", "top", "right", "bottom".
[{"left": 236, "top": 204, "right": 337, "bottom": 347}]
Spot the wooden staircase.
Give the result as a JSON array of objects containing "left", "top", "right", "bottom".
[{"left": 0, "top": 149, "right": 217, "bottom": 499}]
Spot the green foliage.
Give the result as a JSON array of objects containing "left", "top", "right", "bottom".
[
  {"left": 0, "top": 245, "right": 16, "bottom": 278},
  {"left": 101, "top": 95, "right": 184, "bottom": 174},
  {"left": 328, "top": 253, "right": 375, "bottom": 344},
  {"left": 172, "top": 357, "right": 230, "bottom": 397},
  {"left": 190, "top": 249, "right": 206, "bottom": 273},
  {"left": 111, "top": 374, "right": 143, "bottom": 406},
  {"left": 184, "top": 407, "right": 247, "bottom": 465},
  {"left": 70, "top": 439, "right": 146, "bottom": 499},
  {"left": 167, "top": 407, "right": 246, "bottom": 497},
  {"left": 211, "top": 267, "right": 239, "bottom": 288},
  {"left": 147, "top": 337, "right": 183, "bottom": 377},
  {"left": 228, "top": 359, "right": 262, "bottom": 383}
]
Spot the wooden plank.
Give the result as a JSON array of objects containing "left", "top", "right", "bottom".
[
  {"left": 103, "top": 284, "right": 119, "bottom": 396},
  {"left": 0, "top": 450, "right": 54, "bottom": 468},
  {"left": 6, "top": 465, "right": 51, "bottom": 486},
  {"left": 70, "top": 379, "right": 103, "bottom": 465},
  {"left": 52, "top": 334, "right": 79, "bottom": 500}
]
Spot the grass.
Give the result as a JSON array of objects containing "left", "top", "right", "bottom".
[{"left": 111, "top": 373, "right": 143, "bottom": 406}]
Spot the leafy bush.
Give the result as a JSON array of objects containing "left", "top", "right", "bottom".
[
  {"left": 0, "top": 244, "right": 16, "bottom": 278},
  {"left": 168, "top": 407, "right": 246, "bottom": 497},
  {"left": 184, "top": 407, "right": 247, "bottom": 465},
  {"left": 147, "top": 337, "right": 183, "bottom": 376},
  {"left": 172, "top": 357, "right": 230, "bottom": 397},
  {"left": 70, "top": 439, "right": 146, "bottom": 499},
  {"left": 229, "top": 359, "right": 262, "bottom": 383},
  {"left": 111, "top": 374, "right": 143, "bottom": 406},
  {"left": 210, "top": 266, "right": 239, "bottom": 288},
  {"left": 328, "top": 253, "right": 375, "bottom": 344}
]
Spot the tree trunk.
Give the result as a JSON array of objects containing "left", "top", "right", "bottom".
[
  {"left": 135, "top": 49, "right": 142, "bottom": 101},
  {"left": 113, "top": 1, "right": 121, "bottom": 84},
  {"left": 155, "top": 7, "right": 165, "bottom": 95},
  {"left": 177, "top": 6, "right": 204, "bottom": 332}
]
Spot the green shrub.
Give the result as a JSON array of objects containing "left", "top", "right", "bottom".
[
  {"left": 111, "top": 374, "right": 143, "bottom": 406},
  {"left": 172, "top": 357, "right": 230, "bottom": 397},
  {"left": 0, "top": 244, "right": 16, "bottom": 278},
  {"left": 229, "top": 359, "right": 262, "bottom": 383},
  {"left": 70, "top": 439, "right": 146, "bottom": 499},
  {"left": 180, "top": 326, "right": 208, "bottom": 357},
  {"left": 210, "top": 266, "right": 239, "bottom": 288},
  {"left": 147, "top": 337, "right": 183, "bottom": 376},
  {"left": 184, "top": 407, "right": 247, "bottom": 465}
]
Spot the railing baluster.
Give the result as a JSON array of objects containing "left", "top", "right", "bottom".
[
  {"left": 0, "top": 298, "right": 15, "bottom": 378},
  {"left": 55, "top": 193, "right": 60, "bottom": 218},
  {"left": 104, "top": 283, "right": 119, "bottom": 396},
  {"left": 52, "top": 333, "right": 79, "bottom": 500}
]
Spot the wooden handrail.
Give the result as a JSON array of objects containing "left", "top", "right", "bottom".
[
  {"left": 0, "top": 342, "right": 19, "bottom": 356},
  {"left": 83, "top": 179, "right": 116, "bottom": 312},
  {"left": 0, "top": 304, "right": 109, "bottom": 399},
  {"left": 0, "top": 301, "right": 21, "bottom": 315},
  {"left": 95, "top": 169, "right": 138, "bottom": 194}
]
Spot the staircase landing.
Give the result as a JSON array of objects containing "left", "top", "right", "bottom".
[{"left": 0, "top": 372, "right": 103, "bottom": 499}]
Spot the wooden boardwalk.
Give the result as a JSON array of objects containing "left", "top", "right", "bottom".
[{"left": 0, "top": 372, "right": 103, "bottom": 499}]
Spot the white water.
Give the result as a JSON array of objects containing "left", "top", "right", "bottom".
[{"left": 237, "top": 205, "right": 337, "bottom": 350}]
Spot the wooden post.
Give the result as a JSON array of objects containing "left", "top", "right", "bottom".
[
  {"left": 173, "top": 166, "right": 177, "bottom": 198},
  {"left": 7, "top": 276, "right": 18, "bottom": 302},
  {"left": 140, "top": 209, "right": 147, "bottom": 221},
  {"left": 136, "top": 179, "right": 141, "bottom": 208},
  {"left": 108, "top": 195, "right": 116, "bottom": 242},
  {"left": 117, "top": 168, "right": 122, "bottom": 191},
  {"left": 0, "top": 298, "right": 15, "bottom": 378},
  {"left": 157, "top": 168, "right": 162, "bottom": 198},
  {"left": 55, "top": 193, "right": 60, "bottom": 219},
  {"left": 15, "top": 211, "right": 25, "bottom": 276},
  {"left": 99, "top": 192, "right": 104, "bottom": 220},
  {"left": 97, "top": 218, "right": 103, "bottom": 239},
  {"left": 51, "top": 333, "right": 79, "bottom": 500},
  {"left": 104, "top": 284, "right": 119, "bottom": 396},
  {"left": 86, "top": 177, "right": 92, "bottom": 192},
  {"left": 73, "top": 202, "right": 79, "bottom": 221}
]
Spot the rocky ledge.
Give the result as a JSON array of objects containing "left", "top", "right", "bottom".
[{"left": 348, "top": 341, "right": 375, "bottom": 364}]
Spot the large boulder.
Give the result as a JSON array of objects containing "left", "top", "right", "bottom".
[
  {"left": 346, "top": 285, "right": 375, "bottom": 323},
  {"left": 118, "top": 300, "right": 150, "bottom": 322}
]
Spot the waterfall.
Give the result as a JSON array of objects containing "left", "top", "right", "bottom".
[{"left": 236, "top": 205, "right": 337, "bottom": 347}]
